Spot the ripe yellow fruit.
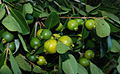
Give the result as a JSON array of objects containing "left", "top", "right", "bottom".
[
  {"left": 58, "top": 36, "right": 73, "bottom": 47},
  {"left": 44, "top": 39, "right": 57, "bottom": 54}
]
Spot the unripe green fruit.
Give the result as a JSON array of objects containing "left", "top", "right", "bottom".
[
  {"left": 84, "top": 50, "right": 95, "bottom": 59},
  {"left": 2, "top": 31, "right": 14, "bottom": 43},
  {"left": 30, "top": 37, "right": 41, "bottom": 49},
  {"left": 40, "top": 29, "right": 52, "bottom": 40},
  {"left": 67, "top": 20, "right": 79, "bottom": 31},
  {"left": 37, "top": 56, "right": 47, "bottom": 66},
  {"left": 79, "top": 58, "right": 90, "bottom": 67},
  {"left": 85, "top": 19, "right": 95, "bottom": 30}
]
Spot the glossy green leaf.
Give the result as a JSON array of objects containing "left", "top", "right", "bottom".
[
  {"left": 118, "top": 56, "right": 120, "bottom": 63},
  {"left": 45, "top": 12, "right": 60, "bottom": 29},
  {"left": 95, "top": 19, "right": 110, "bottom": 37},
  {"left": 2, "top": 15, "right": 21, "bottom": 32},
  {"left": 62, "top": 54, "right": 78, "bottom": 74},
  {"left": 9, "top": 52, "right": 22, "bottom": 74},
  {"left": 33, "top": 11, "right": 49, "bottom": 18},
  {"left": 117, "top": 56, "right": 120, "bottom": 73},
  {"left": 90, "top": 62, "right": 104, "bottom": 74},
  {"left": 0, "top": 53, "right": 5, "bottom": 68},
  {"left": 23, "top": 3, "right": 33, "bottom": 14},
  {"left": 59, "top": 6, "right": 71, "bottom": 11},
  {"left": 49, "top": 6, "right": 58, "bottom": 12},
  {"left": 82, "top": 28, "right": 89, "bottom": 39},
  {"left": 109, "top": 23, "right": 120, "bottom": 32},
  {"left": 86, "top": 5, "right": 99, "bottom": 13},
  {"left": 117, "top": 64, "right": 120, "bottom": 73},
  {"left": 0, "top": 64, "right": 12, "bottom": 74},
  {"left": 15, "top": 54, "right": 32, "bottom": 71},
  {"left": 77, "top": 63, "right": 88, "bottom": 74},
  {"left": 57, "top": 41, "right": 71, "bottom": 54},
  {"left": 101, "top": 11, "right": 120, "bottom": 24},
  {"left": 33, "top": 66, "right": 42, "bottom": 73},
  {"left": 0, "top": 4, "right": 5, "bottom": 20},
  {"left": 74, "top": 6, "right": 87, "bottom": 16},
  {"left": 0, "top": 42, "right": 4, "bottom": 52},
  {"left": 9, "top": 8, "right": 29, "bottom": 35},
  {"left": 110, "top": 39, "right": 120, "bottom": 53},
  {"left": 18, "top": 34, "right": 29, "bottom": 52}
]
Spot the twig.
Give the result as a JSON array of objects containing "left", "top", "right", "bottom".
[
  {"left": 60, "top": 16, "right": 107, "bottom": 19},
  {"left": 41, "top": 16, "right": 107, "bottom": 20},
  {"left": 5, "top": 5, "right": 10, "bottom": 15},
  {"left": 4, "top": 43, "right": 10, "bottom": 64}
]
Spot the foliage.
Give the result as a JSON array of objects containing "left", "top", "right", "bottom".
[{"left": 0, "top": 0, "right": 120, "bottom": 74}]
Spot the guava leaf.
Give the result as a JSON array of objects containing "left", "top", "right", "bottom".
[
  {"left": 9, "top": 52, "right": 22, "bottom": 74},
  {"left": 45, "top": 12, "right": 60, "bottom": 29},
  {"left": 2, "top": 8, "right": 30, "bottom": 35},
  {"left": 15, "top": 54, "right": 32, "bottom": 71},
  {"left": 33, "top": 66, "right": 42, "bottom": 73},
  {"left": 82, "top": 28, "right": 89, "bottom": 39},
  {"left": 101, "top": 11, "right": 120, "bottom": 24},
  {"left": 117, "top": 56, "right": 120, "bottom": 73},
  {"left": 0, "top": 64, "right": 12, "bottom": 74},
  {"left": 90, "top": 62, "right": 104, "bottom": 74},
  {"left": 62, "top": 54, "right": 78, "bottom": 74},
  {"left": 0, "top": 53, "right": 5, "bottom": 68},
  {"left": 86, "top": 4, "right": 100, "bottom": 13},
  {"left": 77, "top": 63, "right": 88, "bottom": 74},
  {"left": 57, "top": 41, "right": 71, "bottom": 54},
  {"left": 110, "top": 39, "right": 120, "bottom": 53},
  {"left": 0, "top": 4, "right": 6, "bottom": 20},
  {"left": 95, "top": 19, "right": 110, "bottom": 37},
  {"left": 18, "top": 34, "right": 29, "bottom": 52},
  {"left": 23, "top": 3, "right": 33, "bottom": 14},
  {"left": 33, "top": 11, "right": 49, "bottom": 18}
]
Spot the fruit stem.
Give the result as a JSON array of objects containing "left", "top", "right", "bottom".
[
  {"left": 34, "top": 22, "right": 38, "bottom": 37},
  {"left": 78, "top": 52, "right": 84, "bottom": 57}
]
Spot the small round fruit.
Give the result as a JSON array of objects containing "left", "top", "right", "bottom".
[
  {"left": 75, "top": 19, "right": 84, "bottom": 26},
  {"left": 2, "top": 31, "right": 14, "bottom": 43},
  {"left": 79, "top": 58, "right": 90, "bottom": 67},
  {"left": 37, "top": 56, "right": 47, "bottom": 66},
  {"left": 28, "top": 55, "right": 37, "bottom": 62},
  {"left": 58, "top": 36, "right": 73, "bottom": 47},
  {"left": 9, "top": 42, "right": 15, "bottom": 51},
  {"left": 44, "top": 39, "right": 57, "bottom": 54},
  {"left": 41, "top": 29, "right": 52, "bottom": 40},
  {"left": 37, "top": 29, "right": 43, "bottom": 38},
  {"left": 30, "top": 37, "right": 41, "bottom": 49},
  {"left": 67, "top": 20, "right": 79, "bottom": 31},
  {"left": 84, "top": 50, "right": 95, "bottom": 59},
  {"left": 85, "top": 19, "right": 95, "bottom": 30}
]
